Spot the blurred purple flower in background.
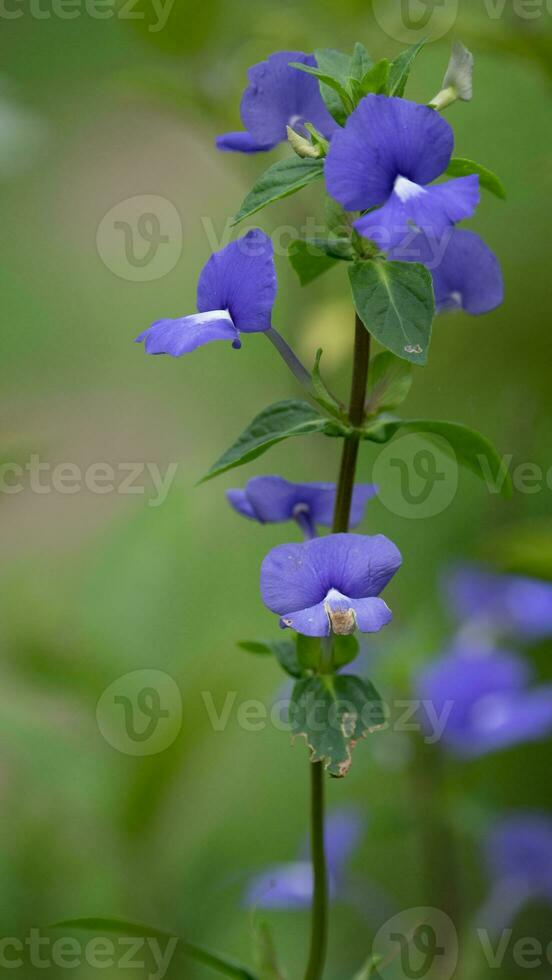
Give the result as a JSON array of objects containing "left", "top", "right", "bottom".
[
  {"left": 216, "top": 51, "right": 338, "bottom": 154},
  {"left": 325, "top": 95, "right": 479, "bottom": 248},
  {"left": 261, "top": 533, "right": 402, "bottom": 637},
  {"left": 245, "top": 806, "right": 364, "bottom": 908},
  {"left": 416, "top": 642, "right": 552, "bottom": 757},
  {"left": 227, "top": 477, "right": 377, "bottom": 538},
  {"left": 135, "top": 230, "right": 276, "bottom": 356},
  {"left": 444, "top": 563, "right": 552, "bottom": 641},
  {"left": 389, "top": 229, "right": 504, "bottom": 316},
  {"left": 480, "top": 812, "right": 552, "bottom": 933}
]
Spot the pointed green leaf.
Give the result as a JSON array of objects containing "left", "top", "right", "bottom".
[
  {"left": 290, "top": 675, "right": 386, "bottom": 777},
  {"left": 388, "top": 38, "right": 427, "bottom": 97},
  {"left": 288, "top": 240, "right": 340, "bottom": 286},
  {"left": 238, "top": 641, "right": 273, "bottom": 656},
  {"left": 366, "top": 351, "right": 413, "bottom": 414},
  {"left": 296, "top": 634, "right": 321, "bottom": 673},
  {"left": 311, "top": 349, "right": 344, "bottom": 419},
  {"left": 354, "top": 59, "right": 392, "bottom": 99},
  {"left": 200, "top": 400, "right": 344, "bottom": 483},
  {"left": 253, "top": 922, "right": 287, "bottom": 980},
  {"left": 349, "top": 259, "right": 435, "bottom": 366},
  {"left": 325, "top": 195, "right": 353, "bottom": 238},
  {"left": 232, "top": 158, "right": 324, "bottom": 225},
  {"left": 352, "top": 955, "right": 384, "bottom": 979},
  {"left": 445, "top": 157, "right": 506, "bottom": 200},
  {"left": 350, "top": 42, "right": 374, "bottom": 80},
  {"left": 314, "top": 48, "right": 356, "bottom": 124},
  {"left": 362, "top": 418, "right": 513, "bottom": 497},
  {"left": 51, "top": 918, "right": 259, "bottom": 980}
]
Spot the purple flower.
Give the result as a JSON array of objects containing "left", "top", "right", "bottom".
[
  {"left": 389, "top": 229, "right": 504, "bottom": 315},
  {"left": 217, "top": 51, "right": 338, "bottom": 154},
  {"left": 325, "top": 95, "right": 480, "bottom": 249},
  {"left": 480, "top": 813, "right": 552, "bottom": 932},
  {"left": 261, "top": 533, "right": 402, "bottom": 637},
  {"left": 227, "top": 477, "right": 377, "bottom": 538},
  {"left": 445, "top": 563, "right": 552, "bottom": 640},
  {"left": 416, "top": 642, "right": 552, "bottom": 757},
  {"left": 135, "top": 230, "right": 276, "bottom": 356},
  {"left": 245, "top": 806, "right": 365, "bottom": 909}
]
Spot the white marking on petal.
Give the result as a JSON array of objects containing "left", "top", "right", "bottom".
[
  {"left": 193, "top": 309, "right": 234, "bottom": 325},
  {"left": 450, "top": 290, "right": 463, "bottom": 307},
  {"left": 394, "top": 176, "right": 427, "bottom": 203}
]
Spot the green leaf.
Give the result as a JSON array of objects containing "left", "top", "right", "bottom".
[
  {"left": 354, "top": 59, "right": 392, "bottom": 99},
  {"left": 290, "top": 56, "right": 353, "bottom": 118},
  {"left": 350, "top": 42, "right": 373, "bottom": 80},
  {"left": 232, "top": 158, "right": 324, "bottom": 225},
  {"left": 200, "top": 400, "right": 343, "bottom": 483},
  {"left": 362, "top": 418, "right": 513, "bottom": 497},
  {"left": 290, "top": 675, "right": 386, "bottom": 777},
  {"left": 349, "top": 259, "right": 435, "bottom": 366},
  {"left": 445, "top": 157, "right": 506, "bottom": 200},
  {"left": 388, "top": 38, "right": 427, "bottom": 97},
  {"left": 238, "top": 639, "right": 303, "bottom": 678},
  {"left": 325, "top": 195, "right": 353, "bottom": 238},
  {"left": 288, "top": 240, "right": 340, "bottom": 286},
  {"left": 366, "top": 351, "right": 413, "bottom": 414},
  {"left": 51, "top": 918, "right": 259, "bottom": 980},
  {"left": 314, "top": 48, "right": 356, "bottom": 124},
  {"left": 311, "top": 349, "right": 344, "bottom": 419},
  {"left": 332, "top": 634, "right": 360, "bottom": 670}
]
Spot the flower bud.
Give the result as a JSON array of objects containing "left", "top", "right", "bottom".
[
  {"left": 430, "top": 41, "right": 474, "bottom": 111},
  {"left": 286, "top": 126, "right": 322, "bottom": 159}
]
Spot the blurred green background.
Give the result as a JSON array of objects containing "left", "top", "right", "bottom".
[{"left": 1, "top": 0, "right": 552, "bottom": 977}]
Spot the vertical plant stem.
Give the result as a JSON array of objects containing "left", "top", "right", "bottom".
[{"left": 304, "top": 313, "right": 371, "bottom": 980}]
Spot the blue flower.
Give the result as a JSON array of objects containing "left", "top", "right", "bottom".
[
  {"left": 444, "top": 563, "right": 552, "bottom": 640},
  {"left": 481, "top": 812, "right": 552, "bottom": 933},
  {"left": 217, "top": 51, "right": 338, "bottom": 154},
  {"left": 227, "top": 477, "right": 377, "bottom": 539},
  {"left": 388, "top": 229, "right": 504, "bottom": 316},
  {"left": 325, "top": 95, "right": 479, "bottom": 249},
  {"left": 245, "top": 806, "right": 365, "bottom": 909},
  {"left": 261, "top": 533, "right": 402, "bottom": 637},
  {"left": 416, "top": 642, "right": 552, "bottom": 757},
  {"left": 135, "top": 230, "right": 276, "bottom": 356}
]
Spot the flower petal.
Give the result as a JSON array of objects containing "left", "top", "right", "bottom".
[
  {"left": 261, "top": 541, "right": 327, "bottom": 614},
  {"left": 135, "top": 312, "right": 238, "bottom": 357},
  {"left": 355, "top": 175, "right": 480, "bottom": 249},
  {"left": 225, "top": 489, "right": 257, "bottom": 520},
  {"left": 197, "top": 229, "right": 277, "bottom": 333},
  {"left": 240, "top": 51, "right": 338, "bottom": 149},
  {"left": 279, "top": 601, "right": 330, "bottom": 637},
  {"left": 349, "top": 597, "right": 393, "bottom": 633},
  {"left": 245, "top": 861, "right": 314, "bottom": 909},
  {"left": 215, "top": 131, "right": 275, "bottom": 153},
  {"left": 325, "top": 95, "right": 454, "bottom": 211}
]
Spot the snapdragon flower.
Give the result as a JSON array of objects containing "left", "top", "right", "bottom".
[
  {"left": 135, "top": 230, "right": 276, "bottom": 356},
  {"left": 389, "top": 229, "right": 504, "bottom": 315},
  {"left": 416, "top": 642, "right": 552, "bottom": 757},
  {"left": 481, "top": 813, "right": 552, "bottom": 933},
  {"left": 245, "top": 806, "right": 364, "bottom": 908},
  {"left": 261, "top": 533, "right": 402, "bottom": 637},
  {"left": 444, "top": 563, "right": 552, "bottom": 639},
  {"left": 216, "top": 51, "right": 338, "bottom": 154},
  {"left": 325, "top": 95, "right": 479, "bottom": 249},
  {"left": 227, "top": 476, "right": 377, "bottom": 538}
]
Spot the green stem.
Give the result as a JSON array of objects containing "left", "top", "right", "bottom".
[{"left": 303, "top": 312, "right": 371, "bottom": 980}]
